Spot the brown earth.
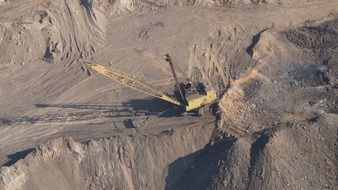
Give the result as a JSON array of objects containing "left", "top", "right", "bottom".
[{"left": 0, "top": 0, "right": 337, "bottom": 190}]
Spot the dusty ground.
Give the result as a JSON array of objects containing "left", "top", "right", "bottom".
[{"left": 0, "top": 0, "right": 337, "bottom": 190}]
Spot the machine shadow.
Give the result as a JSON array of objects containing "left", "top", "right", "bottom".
[
  {"left": 124, "top": 98, "right": 185, "bottom": 117},
  {"left": 0, "top": 99, "right": 185, "bottom": 126},
  {"left": 35, "top": 97, "right": 185, "bottom": 118}
]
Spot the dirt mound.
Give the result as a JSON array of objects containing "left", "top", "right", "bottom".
[
  {"left": 214, "top": 20, "right": 338, "bottom": 189},
  {"left": 1, "top": 119, "right": 335, "bottom": 190},
  {"left": 209, "top": 117, "right": 337, "bottom": 190},
  {"left": 283, "top": 18, "right": 338, "bottom": 59},
  {"left": 164, "top": 122, "right": 337, "bottom": 190},
  {"left": 282, "top": 18, "right": 338, "bottom": 87},
  {"left": 219, "top": 17, "right": 338, "bottom": 135},
  {"left": 0, "top": 124, "right": 214, "bottom": 190}
]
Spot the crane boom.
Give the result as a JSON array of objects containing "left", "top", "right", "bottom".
[
  {"left": 164, "top": 54, "right": 188, "bottom": 105},
  {"left": 83, "top": 60, "right": 182, "bottom": 106}
]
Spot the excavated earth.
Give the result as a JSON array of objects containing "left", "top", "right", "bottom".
[{"left": 0, "top": 0, "right": 337, "bottom": 190}]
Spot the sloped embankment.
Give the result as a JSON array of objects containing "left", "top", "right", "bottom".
[{"left": 0, "top": 124, "right": 215, "bottom": 190}]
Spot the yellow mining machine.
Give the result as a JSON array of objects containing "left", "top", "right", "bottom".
[{"left": 83, "top": 54, "right": 218, "bottom": 112}]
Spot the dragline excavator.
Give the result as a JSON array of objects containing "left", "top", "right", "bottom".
[{"left": 83, "top": 54, "right": 218, "bottom": 112}]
